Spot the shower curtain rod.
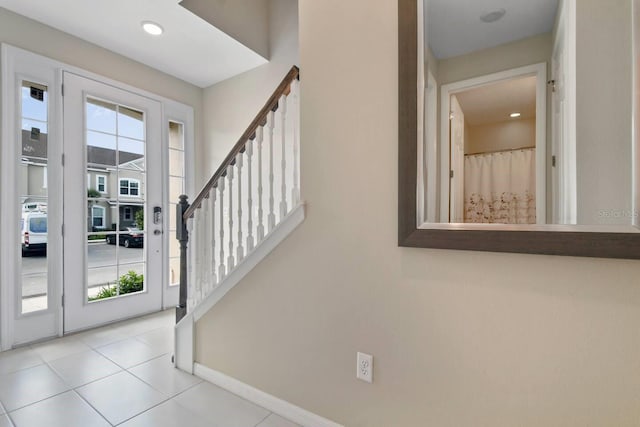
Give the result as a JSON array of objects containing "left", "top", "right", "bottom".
[{"left": 465, "top": 146, "right": 535, "bottom": 156}]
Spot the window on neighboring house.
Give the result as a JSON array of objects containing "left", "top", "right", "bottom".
[
  {"left": 123, "top": 206, "right": 132, "bottom": 221},
  {"left": 96, "top": 175, "right": 107, "bottom": 193},
  {"left": 119, "top": 178, "right": 140, "bottom": 196},
  {"left": 91, "top": 205, "right": 105, "bottom": 228},
  {"left": 43, "top": 166, "right": 47, "bottom": 189}
]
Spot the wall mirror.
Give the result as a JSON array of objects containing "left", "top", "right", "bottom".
[{"left": 398, "top": 0, "right": 640, "bottom": 258}]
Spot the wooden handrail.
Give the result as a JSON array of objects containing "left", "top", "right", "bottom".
[{"left": 183, "top": 65, "right": 300, "bottom": 220}]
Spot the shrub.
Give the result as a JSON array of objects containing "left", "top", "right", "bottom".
[
  {"left": 119, "top": 270, "right": 144, "bottom": 294},
  {"left": 89, "top": 284, "right": 118, "bottom": 301},
  {"left": 88, "top": 271, "right": 144, "bottom": 301}
]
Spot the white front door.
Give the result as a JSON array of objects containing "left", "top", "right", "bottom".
[{"left": 62, "top": 72, "right": 164, "bottom": 332}]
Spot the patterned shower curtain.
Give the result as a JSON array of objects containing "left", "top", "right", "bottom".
[{"left": 464, "top": 148, "right": 536, "bottom": 224}]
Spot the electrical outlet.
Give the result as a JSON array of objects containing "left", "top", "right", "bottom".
[{"left": 356, "top": 352, "right": 373, "bottom": 383}]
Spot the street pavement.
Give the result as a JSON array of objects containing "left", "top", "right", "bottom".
[{"left": 21, "top": 241, "right": 145, "bottom": 298}]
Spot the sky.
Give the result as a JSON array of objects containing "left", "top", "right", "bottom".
[{"left": 21, "top": 86, "right": 145, "bottom": 155}]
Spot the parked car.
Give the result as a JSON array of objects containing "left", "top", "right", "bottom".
[
  {"left": 106, "top": 227, "right": 144, "bottom": 248},
  {"left": 21, "top": 211, "right": 47, "bottom": 256}
]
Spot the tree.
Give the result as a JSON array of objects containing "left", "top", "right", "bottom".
[{"left": 135, "top": 209, "right": 144, "bottom": 230}]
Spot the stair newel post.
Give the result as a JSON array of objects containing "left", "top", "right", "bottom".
[
  {"left": 227, "top": 164, "right": 236, "bottom": 271},
  {"left": 236, "top": 151, "right": 245, "bottom": 262},
  {"left": 256, "top": 126, "right": 265, "bottom": 241},
  {"left": 218, "top": 176, "right": 226, "bottom": 281},
  {"left": 279, "top": 94, "right": 288, "bottom": 219},
  {"left": 267, "top": 110, "right": 276, "bottom": 232},
  {"left": 176, "top": 195, "right": 190, "bottom": 323},
  {"left": 291, "top": 78, "right": 300, "bottom": 206},
  {"left": 210, "top": 186, "right": 217, "bottom": 291},
  {"left": 246, "top": 139, "right": 255, "bottom": 252}
]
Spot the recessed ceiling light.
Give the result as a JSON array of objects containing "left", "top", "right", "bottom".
[
  {"left": 510, "top": 112, "right": 521, "bottom": 118},
  {"left": 480, "top": 8, "right": 506, "bottom": 23},
  {"left": 142, "top": 21, "right": 163, "bottom": 36}
]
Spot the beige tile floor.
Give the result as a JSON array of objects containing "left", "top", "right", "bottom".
[{"left": 0, "top": 310, "right": 299, "bottom": 427}]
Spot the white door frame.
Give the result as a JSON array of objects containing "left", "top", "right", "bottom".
[
  {"left": 425, "top": 70, "right": 439, "bottom": 223},
  {"left": 0, "top": 44, "right": 193, "bottom": 350},
  {"left": 551, "top": 0, "right": 577, "bottom": 225},
  {"left": 448, "top": 94, "right": 465, "bottom": 223},
  {"left": 438, "top": 63, "right": 548, "bottom": 225}
]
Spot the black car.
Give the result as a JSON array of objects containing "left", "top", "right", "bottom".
[{"left": 106, "top": 227, "right": 144, "bottom": 248}]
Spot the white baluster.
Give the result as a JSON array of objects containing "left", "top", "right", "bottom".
[
  {"left": 218, "top": 178, "right": 226, "bottom": 281},
  {"left": 267, "top": 111, "right": 276, "bottom": 232},
  {"left": 291, "top": 79, "right": 300, "bottom": 206},
  {"left": 279, "top": 94, "right": 288, "bottom": 220},
  {"left": 236, "top": 152, "right": 244, "bottom": 262},
  {"left": 256, "top": 127, "right": 265, "bottom": 241},
  {"left": 227, "top": 165, "right": 236, "bottom": 271},
  {"left": 187, "top": 217, "right": 194, "bottom": 311},
  {"left": 246, "top": 139, "right": 255, "bottom": 251},
  {"left": 201, "top": 196, "right": 209, "bottom": 298},
  {"left": 194, "top": 207, "right": 202, "bottom": 304},
  {"left": 210, "top": 188, "right": 217, "bottom": 291}
]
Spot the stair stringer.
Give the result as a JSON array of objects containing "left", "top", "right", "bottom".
[{"left": 174, "top": 203, "right": 305, "bottom": 373}]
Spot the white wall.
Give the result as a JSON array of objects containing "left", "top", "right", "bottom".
[
  {"left": 576, "top": 0, "right": 632, "bottom": 225},
  {"left": 180, "top": 0, "right": 270, "bottom": 59},
  {"left": 200, "top": 0, "right": 299, "bottom": 187},
  {"left": 437, "top": 33, "right": 552, "bottom": 86},
  {"left": 466, "top": 118, "right": 536, "bottom": 154},
  {"left": 194, "top": 1, "right": 640, "bottom": 426}
]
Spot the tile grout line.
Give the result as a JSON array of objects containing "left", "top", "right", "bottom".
[
  {"left": 124, "top": 350, "right": 172, "bottom": 370},
  {"left": 0, "top": 346, "right": 47, "bottom": 378},
  {"left": 0, "top": 311, "right": 176, "bottom": 426},
  {"left": 5, "top": 388, "right": 70, "bottom": 416},
  {"left": 253, "top": 411, "right": 273, "bottom": 427},
  {"left": 126, "top": 367, "right": 204, "bottom": 401},
  {"left": 70, "top": 388, "right": 118, "bottom": 427},
  {"left": 109, "top": 395, "right": 173, "bottom": 426},
  {"left": 2, "top": 357, "right": 71, "bottom": 413}
]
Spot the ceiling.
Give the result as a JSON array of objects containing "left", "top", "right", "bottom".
[
  {"left": 0, "top": 0, "right": 267, "bottom": 88},
  {"left": 455, "top": 76, "right": 536, "bottom": 126},
  {"left": 427, "top": 0, "right": 559, "bottom": 59}
]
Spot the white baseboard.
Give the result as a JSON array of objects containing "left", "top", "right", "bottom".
[{"left": 194, "top": 363, "right": 344, "bottom": 427}]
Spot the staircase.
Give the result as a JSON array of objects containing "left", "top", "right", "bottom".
[{"left": 173, "top": 66, "right": 303, "bottom": 373}]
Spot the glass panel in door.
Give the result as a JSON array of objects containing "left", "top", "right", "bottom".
[
  {"left": 85, "top": 98, "right": 146, "bottom": 302},
  {"left": 168, "top": 121, "right": 185, "bottom": 288},
  {"left": 19, "top": 81, "right": 49, "bottom": 314}
]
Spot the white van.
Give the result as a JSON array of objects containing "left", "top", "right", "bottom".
[{"left": 21, "top": 211, "right": 48, "bottom": 256}]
